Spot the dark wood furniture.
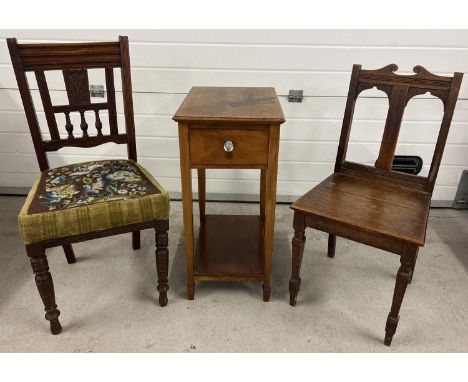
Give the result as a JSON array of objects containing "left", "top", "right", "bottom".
[
  {"left": 289, "top": 64, "right": 463, "bottom": 346},
  {"left": 8, "top": 36, "right": 170, "bottom": 334},
  {"left": 173, "top": 87, "right": 285, "bottom": 301}
]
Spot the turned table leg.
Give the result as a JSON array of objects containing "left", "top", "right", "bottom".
[
  {"left": 289, "top": 212, "right": 306, "bottom": 306},
  {"left": 27, "top": 244, "right": 62, "bottom": 335},
  {"left": 384, "top": 245, "right": 418, "bottom": 346}
]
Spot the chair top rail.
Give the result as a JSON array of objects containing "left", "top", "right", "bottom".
[{"left": 16, "top": 41, "right": 122, "bottom": 71}]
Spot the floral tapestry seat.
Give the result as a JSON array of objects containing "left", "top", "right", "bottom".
[{"left": 19, "top": 159, "right": 170, "bottom": 244}]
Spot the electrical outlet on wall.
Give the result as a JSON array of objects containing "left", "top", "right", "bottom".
[
  {"left": 90, "top": 85, "right": 105, "bottom": 98},
  {"left": 288, "top": 90, "right": 303, "bottom": 103}
]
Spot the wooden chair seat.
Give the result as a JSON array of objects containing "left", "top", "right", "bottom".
[
  {"left": 19, "top": 159, "right": 169, "bottom": 245},
  {"left": 291, "top": 172, "right": 431, "bottom": 250}
]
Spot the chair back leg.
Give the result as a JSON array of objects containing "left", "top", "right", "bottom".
[
  {"left": 327, "top": 234, "right": 336, "bottom": 258},
  {"left": 63, "top": 244, "right": 76, "bottom": 264},
  {"left": 408, "top": 248, "right": 419, "bottom": 284},
  {"left": 132, "top": 231, "right": 141, "bottom": 250}
]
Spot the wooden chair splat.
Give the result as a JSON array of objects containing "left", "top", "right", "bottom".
[
  {"left": 63, "top": 69, "right": 91, "bottom": 106},
  {"left": 375, "top": 84, "right": 409, "bottom": 170}
]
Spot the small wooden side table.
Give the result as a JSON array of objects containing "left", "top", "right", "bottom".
[{"left": 173, "top": 87, "right": 285, "bottom": 301}]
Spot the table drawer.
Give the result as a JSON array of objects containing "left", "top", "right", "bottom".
[{"left": 189, "top": 128, "right": 269, "bottom": 166}]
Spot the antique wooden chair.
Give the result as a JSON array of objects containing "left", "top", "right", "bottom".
[
  {"left": 8, "top": 36, "right": 170, "bottom": 335},
  {"left": 289, "top": 64, "right": 463, "bottom": 346}
]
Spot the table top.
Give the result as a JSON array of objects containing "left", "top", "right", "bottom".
[{"left": 173, "top": 87, "right": 285, "bottom": 124}]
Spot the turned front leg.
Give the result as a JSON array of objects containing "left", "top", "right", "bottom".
[
  {"left": 289, "top": 212, "right": 306, "bottom": 306},
  {"left": 384, "top": 245, "right": 417, "bottom": 346},
  {"left": 27, "top": 244, "right": 62, "bottom": 335},
  {"left": 155, "top": 227, "right": 169, "bottom": 307}
]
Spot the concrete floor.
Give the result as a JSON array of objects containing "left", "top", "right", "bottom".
[{"left": 0, "top": 195, "right": 467, "bottom": 352}]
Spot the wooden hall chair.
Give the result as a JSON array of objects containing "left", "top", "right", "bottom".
[
  {"left": 288, "top": 64, "right": 463, "bottom": 346},
  {"left": 8, "top": 36, "right": 170, "bottom": 335}
]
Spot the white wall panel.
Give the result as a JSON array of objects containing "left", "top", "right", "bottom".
[
  {"left": 3, "top": 65, "right": 468, "bottom": 98},
  {"left": 2, "top": 29, "right": 468, "bottom": 46},
  {"left": 2, "top": 89, "right": 468, "bottom": 122},
  {"left": 2, "top": 111, "right": 468, "bottom": 144},
  {"left": 0, "top": 29, "right": 467, "bottom": 203},
  {"left": 2, "top": 39, "right": 468, "bottom": 73}
]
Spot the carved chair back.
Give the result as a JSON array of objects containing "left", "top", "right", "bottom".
[
  {"left": 7, "top": 36, "right": 137, "bottom": 172},
  {"left": 334, "top": 64, "right": 463, "bottom": 193}
]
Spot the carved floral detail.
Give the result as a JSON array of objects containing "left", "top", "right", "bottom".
[{"left": 63, "top": 69, "right": 91, "bottom": 106}]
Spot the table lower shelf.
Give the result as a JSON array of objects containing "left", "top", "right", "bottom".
[{"left": 194, "top": 214, "right": 264, "bottom": 281}]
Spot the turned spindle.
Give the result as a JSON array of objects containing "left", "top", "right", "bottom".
[
  {"left": 64, "top": 112, "right": 74, "bottom": 139},
  {"left": 94, "top": 109, "right": 103, "bottom": 136},
  {"left": 79, "top": 111, "right": 89, "bottom": 137}
]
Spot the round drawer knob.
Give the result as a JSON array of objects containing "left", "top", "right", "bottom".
[{"left": 223, "top": 140, "right": 234, "bottom": 152}]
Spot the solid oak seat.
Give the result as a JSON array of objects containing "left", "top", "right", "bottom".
[{"left": 291, "top": 172, "right": 431, "bottom": 247}]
